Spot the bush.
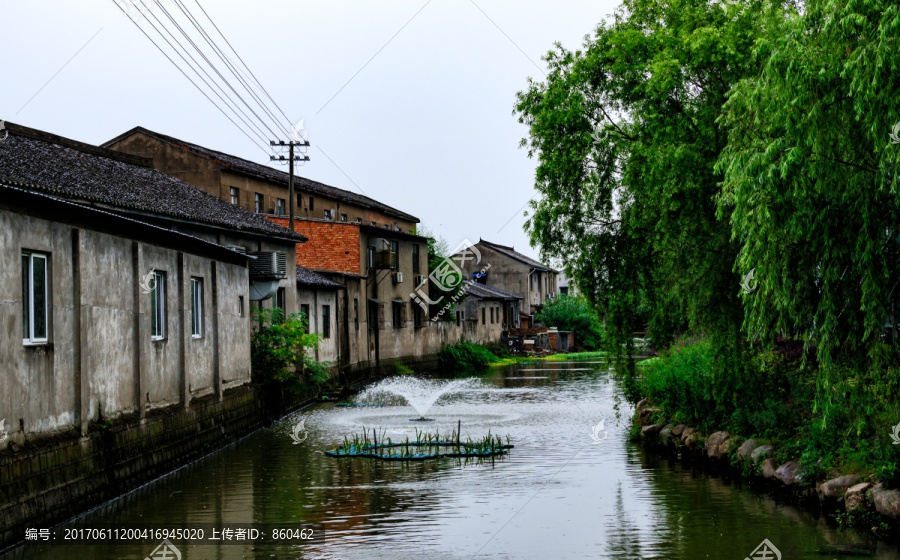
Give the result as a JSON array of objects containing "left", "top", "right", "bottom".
[
  {"left": 636, "top": 336, "right": 900, "bottom": 486},
  {"left": 535, "top": 295, "right": 603, "bottom": 350},
  {"left": 438, "top": 339, "right": 499, "bottom": 370},
  {"left": 251, "top": 308, "right": 329, "bottom": 394}
]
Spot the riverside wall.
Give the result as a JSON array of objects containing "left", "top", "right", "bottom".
[{"left": 0, "top": 354, "right": 440, "bottom": 552}]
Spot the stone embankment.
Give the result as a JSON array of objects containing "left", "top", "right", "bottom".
[{"left": 635, "top": 399, "right": 900, "bottom": 531}]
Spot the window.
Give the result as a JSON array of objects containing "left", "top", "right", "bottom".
[
  {"left": 300, "top": 303, "right": 310, "bottom": 333},
  {"left": 367, "top": 246, "right": 375, "bottom": 269},
  {"left": 412, "top": 244, "right": 420, "bottom": 274},
  {"left": 413, "top": 304, "right": 423, "bottom": 328},
  {"left": 324, "top": 209, "right": 333, "bottom": 220},
  {"left": 275, "top": 287, "right": 286, "bottom": 317},
  {"left": 383, "top": 224, "right": 389, "bottom": 229},
  {"left": 481, "top": 307, "right": 486, "bottom": 325},
  {"left": 371, "top": 221, "right": 376, "bottom": 226},
  {"left": 22, "top": 251, "right": 49, "bottom": 343},
  {"left": 239, "top": 296, "right": 245, "bottom": 317},
  {"left": 276, "top": 198, "right": 286, "bottom": 216},
  {"left": 150, "top": 271, "right": 166, "bottom": 340},
  {"left": 392, "top": 301, "right": 402, "bottom": 328},
  {"left": 190, "top": 278, "right": 204, "bottom": 338},
  {"left": 322, "top": 305, "right": 331, "bottom": 339},
  {"left": 356, "top": 217, "right": 362, "bottom": 223},
  {"left": 395, "top": 225, "right": 402, "bottom": 232},
  {"left": 341, "top": 213, "right": 347, "bottom": 222},
  {"left": 390, "top": 241, "right": 399, "bottom": 271},
  {"left": 490, "top": 307, "right": 494, "bottom": 324},
  {"left": 456, "top": 310, "right": 461, "bottom": 327},
  {"left": 353, "top": 298, "right": 359, "bottom": 328},
  {"left": 297, "top": 192, "right": 303, "bottom": 207},
  {"left": 309, "top": 196, "right": 314, "bottom": 211},
  {"left": 230, "top": 187, "right": 239, "bottom": 205},
  {"left": 254, "top": 193, "right": 263, "bottom": 213}
]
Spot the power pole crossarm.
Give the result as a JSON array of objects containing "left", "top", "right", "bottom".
[{"left": 269, "top": 140, "right": 310, "bottom": 233}]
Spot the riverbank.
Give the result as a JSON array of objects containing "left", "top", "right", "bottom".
[
  {"left": 0, "top": 355, "right": 441, "bottom": 553},
  {"left": 629, "top": 337, "right": 900, "bottom": 540}
]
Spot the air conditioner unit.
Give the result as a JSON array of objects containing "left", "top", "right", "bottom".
[
  {"left": 369, "top": 238, "right": 390, "bottom": 251},
  {"left": 393, "top": 272, "right": 404, "bottom": 284},
  {"left": 249, "top": 252, "right": 287, "bottom": 280},
  {"left": 372, "top": 249, "right": 396, "bottom": 270},
  {"left": 415, "top": 274, "right": 428, "bottom": 286}
]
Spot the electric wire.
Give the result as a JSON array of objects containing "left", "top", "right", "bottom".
[
  {"left": 134, "top": 0, "right": 274, "bottom": 146},
  {"left": 170, "top": 0, "right": 289, "bottom": 136},
  {"left": 191, "top": 0, "right": 296, "bottom": 128},
  {"left": 110, "top": 0, "right": 272, "bottom": 156},
  {"left": 149, "top": 0, "right": 283, "bottom": 139}
]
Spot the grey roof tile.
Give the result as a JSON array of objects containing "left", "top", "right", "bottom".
[{"left": 0, "top": 124, "right": 306, "bottom": 242}]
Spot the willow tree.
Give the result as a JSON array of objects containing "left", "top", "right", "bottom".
[
  {"left": 717, "top": 0, "right": 900, "bottom": 371},
  {"left": 515, "top": 0, "right": 792, "bottom": 352}
]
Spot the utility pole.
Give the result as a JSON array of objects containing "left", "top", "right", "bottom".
[{"left": 270, "top": 140, "right": 309, "bottom": 232}]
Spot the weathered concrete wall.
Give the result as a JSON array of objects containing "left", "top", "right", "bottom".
[
  {"left": 105, "top": 132, "right": 417, "bottom": 231},
  {"left": 0, "top": 206, "right": 252, "bottom": 444},
  {"left": 0, "top": 211, "right": 77, "bottom": 436},
  {"left": 0, "top": 384, "right": 307, "bottom": 551},
  {"left": 297, "top": 288, "right": 339, "bottom": 363}
]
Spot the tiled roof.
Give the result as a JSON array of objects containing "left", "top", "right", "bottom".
[
  {"left": 0, "top": 124, "right": 307, "bottom": 242},
  {"left": 478, "top": 239, "right": 558, "bottom": 272},
  {"left": 463, "top": 281, "right": 523, "bottom": 301},
  {"left": 297, "top": 266, "right": 343, "bottom": 289},
  {"left": 104, "top": 127, "right": 419, "bottom": 223},
  {"left": 0, "top": 181, "right": 249, "bottom": 265}
]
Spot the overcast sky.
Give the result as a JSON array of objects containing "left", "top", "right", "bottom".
[{"left": 1, "top": 0, "right": 616, "bottom": 261}]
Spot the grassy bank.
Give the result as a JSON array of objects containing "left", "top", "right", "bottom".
[
  {"left": 438, "top": 340, "right": 606, "bottom": 370},
  {"left": 633, "top": 337, "right": 900, "bottom": 485}
]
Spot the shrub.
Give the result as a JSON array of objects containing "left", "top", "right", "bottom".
[
  {"left": 438, "top": 339, "right": 499, "bottom": 370},
  {"left": 251, "top": 308, "right": 329, "bottom": 393},
  {"left": 535, "top": 295, "right": 603, "bottom": 350}
]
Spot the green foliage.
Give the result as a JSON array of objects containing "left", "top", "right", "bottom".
[
  {"left": 251, "top": 308, "right": 329, "bottom": 393},
  {"left": 438, "top": 339, "right": 500, "bottom": 370},
  {"left": 639, "top": 338, "right": 900, "bottom": 486},
  {"left": 413, "top": 225, "right": 463, "bottom": 320},
  {"left": 515, "top": 0, "right": 787, "bottom": 359},
  {"left": 535, "top": 294, "right": 604, "bottom": 350},
  {"left": 717, "top": 0, "right": 900, "bottom": 372},
  {"left": 393, "top": 362, "right": 415, "bottom": 376}
]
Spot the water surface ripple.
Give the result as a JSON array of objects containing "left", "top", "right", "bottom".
[{"left": 4, "top": 362, "right": 897, "bottom": 559}]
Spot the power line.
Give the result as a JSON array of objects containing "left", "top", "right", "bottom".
[
  {"left": 149, "top": 0, "right": 284, "bottom": 139},
  {"left": 134, "top": 0, "right": 275, "bottom": 145},
  {"left": 169, "top": 0, "right": 289, "bottom": 136},
  {"left": 190, "top": 0, "right": 295, "bottom": 127},
  {"left": 111, "top": 0, "right": 271, "bottom": 155}
]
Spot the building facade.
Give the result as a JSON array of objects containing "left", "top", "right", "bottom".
[
  {"left": 455, "top": 239, "right": 559, "bottom": 320},
  {"left": 0, "top": 124, "right": 303, "bottom": 442}
]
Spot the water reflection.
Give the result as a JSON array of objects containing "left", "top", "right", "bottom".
[{"left": 3, "top": 362, "right": 897, "bottom": 559}]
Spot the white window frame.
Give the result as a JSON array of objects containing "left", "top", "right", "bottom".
[
  {"left": 150, "top": 271, "right": 166, "bottom": 341},
  {"left": 22, "top": 251, "right": 49, "bottom": 344},
  {"left": 191, "top": 277, "right": 204, "bottom": 338}
]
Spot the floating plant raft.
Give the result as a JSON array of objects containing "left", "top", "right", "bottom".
[{"left": 326, "top": 426, "right": 512, "bottom": 461}]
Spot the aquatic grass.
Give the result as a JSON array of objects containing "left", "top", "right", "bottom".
[{"left": 326, "top": 426, "right": 513, "bottom": 460}]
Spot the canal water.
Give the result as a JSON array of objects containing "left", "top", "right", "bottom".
[{"left": 5, "top": 360, "right": 899, "bottom": 559}]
